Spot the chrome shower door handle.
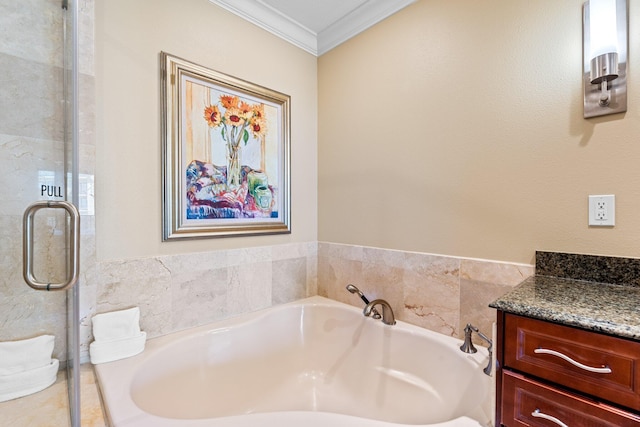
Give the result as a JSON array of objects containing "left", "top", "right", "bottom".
[{"left": 23, "top": 201, "right": 80, "bottom": 291}]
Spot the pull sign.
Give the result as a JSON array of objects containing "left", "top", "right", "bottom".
[{"left": 41, "top": 185, "right": 64, "bottom": 198}]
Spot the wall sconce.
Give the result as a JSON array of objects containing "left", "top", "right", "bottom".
[{"left": 583, "top": 0, "right": 628, "bottom": 118}]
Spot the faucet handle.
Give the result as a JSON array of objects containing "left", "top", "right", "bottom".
[
  {"left": 459, "top": 323, "right": 493, "bottom": 376},
  {"left": 460, "top": 324, "right": 478, "bottom": 353}
]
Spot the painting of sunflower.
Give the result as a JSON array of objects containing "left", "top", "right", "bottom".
[{"left": 161, "top": 52, "right": 290, "bottom": 239}]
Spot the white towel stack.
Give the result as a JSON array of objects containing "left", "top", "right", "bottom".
[
  {"left": 0, "top": 335, "right": 59, "bottom": 402},
  {"left": 89, "top": 307, "right": 146, "bottom": 364}
]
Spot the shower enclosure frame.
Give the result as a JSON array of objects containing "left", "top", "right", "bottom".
[
  {"left": 63, "top": 0, "right": 82, "bottom": 425},
  {"left": 1, "top": 0, "right": 83, "bottom": 424}
]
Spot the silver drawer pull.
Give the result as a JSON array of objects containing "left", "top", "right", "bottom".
[
  {"left": 534, "top": 348, "right": 612, "bottom": 374},
  {"left": 532, "top": 409, "right": 569, "bottom": 427}
]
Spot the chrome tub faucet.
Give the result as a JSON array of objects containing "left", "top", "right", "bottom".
[
  {"left": 364, "top": 299, "right": 396, "bottom": 325},
  {"left": 460, "top": 323, "right": 493, "bottom": 376}
]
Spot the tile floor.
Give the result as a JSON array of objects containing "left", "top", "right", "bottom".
[{"left": 0, "top": 364, "right": 106, "bottom": 427}]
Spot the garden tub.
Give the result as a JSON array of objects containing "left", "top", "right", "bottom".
[{"left": 95, "top": 296, "right": 492, "bottom": 426}]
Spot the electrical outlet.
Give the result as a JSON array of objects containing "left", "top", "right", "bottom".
[
  {"left": 589, "top": 195, "right": 615, "bottom": 226},
  {"left": 596, "top": 201, "right": 607, "bottom": 220}
]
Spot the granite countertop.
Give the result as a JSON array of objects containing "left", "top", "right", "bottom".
[{"left": 489, "top": 275, "right": 640, "bottom": 341}]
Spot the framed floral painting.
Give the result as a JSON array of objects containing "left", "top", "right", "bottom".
[{"left": 161, "top": 52, "right": 290, "bottom": 239}]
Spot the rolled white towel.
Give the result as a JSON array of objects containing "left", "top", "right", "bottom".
[
  {"left": 89, "top": 332, "right": 146, "bottom": 364},
  {"left": 92, "top": 307, "right": 141, "bottom": 341},
  {"left": 90, "top": 307, "right": 146, "bottom": 364},
  {"left": 0, "top": 335, "right": 55, "bottom": 376},
  {"left": 0, "top": 359, "right": 59, "bottom": 403}
]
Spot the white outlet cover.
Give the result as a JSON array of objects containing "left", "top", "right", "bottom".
[{"left": 588, "top": 194, "right": 615, "bottom": 226}]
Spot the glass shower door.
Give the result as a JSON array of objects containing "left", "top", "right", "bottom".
[{"left": 0, "top": 0, "right": 80, "bottom": 425}]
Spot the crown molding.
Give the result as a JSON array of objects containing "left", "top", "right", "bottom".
[
  {"left": 209, "top": 0, "right": 317, "bottom": 55},
  {"left": 209, "top": 0, "right": 416, "bottom": 56},
  {"left": 317, "top": 0, "right": 416, "bottom": 55}
]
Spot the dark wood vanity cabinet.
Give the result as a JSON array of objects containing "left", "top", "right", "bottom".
[{"left": 496, "top": 311, "right": 640, "bottom": 426}]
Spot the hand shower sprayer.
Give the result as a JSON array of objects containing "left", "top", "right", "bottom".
[
  {"left": 346, "top": 284, "right": 370, "bottom": 304},
  {"left": 346, "top": 284, "right": 381, "bottom": 319}
]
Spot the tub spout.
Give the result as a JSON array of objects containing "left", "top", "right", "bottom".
[
  {"left": 460, "top": 323, "right": 493, "bottom": 376},
  {"left": 364, "top": 299, "right": 396, "bottom": 325}
]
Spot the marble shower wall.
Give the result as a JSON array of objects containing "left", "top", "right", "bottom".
[
  {"left": 318, "top": 242, "right": 534, "bottom": 340},
  {"left": 0, "top": 0, "right": 96, "bottom": 362}
]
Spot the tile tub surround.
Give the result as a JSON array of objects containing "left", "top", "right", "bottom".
[
  {"left": 82, "top": 242, "right": 318, "bottom": 362},
  {"left": 5, "top": 237, "right": 531, "bottom": 363},
  {"left": 87, "top": 242, "right": 520, "bottom": 415},
  {"left": 85, "top": 241, "right": 532, "bottom": 362},
  {"left": 490, "top": 251, "right": 640, "bottom": 340},
  {"left": 318, "top": 242, "right": 534, "bottom": 340}
]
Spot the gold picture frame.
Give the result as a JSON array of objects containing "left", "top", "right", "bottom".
[{"left": 161, "top": 52, "right": 291, "bottom": 240}]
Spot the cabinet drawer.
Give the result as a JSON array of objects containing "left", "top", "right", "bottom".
[
  {"left": 504, "top": 314, "right": 640, "bottom": 411},
  {"left": 502, "top": 370, "right": 640, "bottom": 426}
]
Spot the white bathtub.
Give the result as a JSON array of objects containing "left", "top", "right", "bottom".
[{"left": 95, "top": 296, "right": 493, "bottom": 427}]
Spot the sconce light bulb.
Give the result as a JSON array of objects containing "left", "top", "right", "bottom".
[{"left": 588, "top": 0, "right": 618, "bottom": 59}]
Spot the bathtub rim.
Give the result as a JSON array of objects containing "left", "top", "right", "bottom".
[{"left": 94, "top": 296, "right": 492, "bottom": 427}]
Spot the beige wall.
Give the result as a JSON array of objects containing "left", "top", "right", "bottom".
[
  {"left": 318, "top": 0, "right": 640, "bottom": 265},
  {"left": 95, "top": 0, "right": 318, "bottom": 261}
]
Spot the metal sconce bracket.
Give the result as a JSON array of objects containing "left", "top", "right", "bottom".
[{"left": 583, "top": 0, "right": 628, "bottom": 118}]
